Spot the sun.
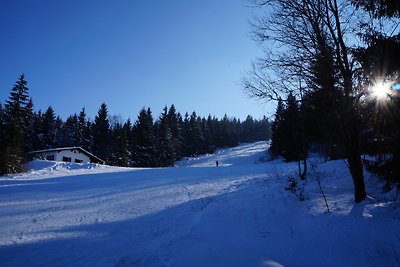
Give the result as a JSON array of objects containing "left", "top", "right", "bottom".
[{"left": 371, "top": 80, "right": 391, "bottom": 100}]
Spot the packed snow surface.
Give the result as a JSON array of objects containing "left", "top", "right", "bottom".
[{"left": 0, "top": 141, "right": 399, "bottom": 267}]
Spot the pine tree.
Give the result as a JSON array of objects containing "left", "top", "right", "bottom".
[
  {"left": 77, "top": 108, "right": 87, "bottom": 147},
  {"left": 282, "top": 92, "right": 305, "bottom": 162},
  {"left": 270, "top": 93, "right": 306, "bottom": 162},
  {"left": 352, "top": 0, "right": 400, "bottom": 17},
  {"left": 29, "top": 111, "right": 43, "bottom": 150},
  {"left": 241, "top": 115, "right": 255, "bottom": 143},
  {"left": 167, "top": 105, "right": 184, "bottom": 159},
  {"left": 132, "top": 107, "right": 156, "bottom": 167},
  {"left": 182, "top": 112, "right": 190, "bottom": 156},
  {"left": 302, "top": 88, "right": 345, "bottom": 159},
  {"left": 200, "top": 116, "right": 215, "bottom": 154},
  {"left": 77, "top": 108, "right": 93, "bottom": 151},
  {"left": 123, "top": 120, "right": 133, "bottom": 166},
  {"left": 54, "top": 116, "right": 63, "bottom": 147},
  {"left": 1, "top": 75, "right": 31, "bottom": 174},
  {"left": 259, "top": 116, "right": 272, "bottom": 141},
  {"left": 270, "top": 98, "right": 286, "bottom": 158},
  {"left": 204, "top": 115, "right": 216, "bottom": 152},
  {"left": 61, "top": 114, "right": 80, "bottom": 147},
  {"left": 22, "top": 99, "right": 34, "bottom": 152},
  {"left": 125, "top": 118, "right": 137, "bottom": 166},
  {"left": 219, "top": 114, "right": 239, "bottom": 148},
  {"left": 184, "top": 112, "right": 205, "bottom": 156},
  {"left": 154, "top": 106, "right": 176, "bottom": 166},
  {"left": 111, "top": 122, "right": 130, "bottom": 167},
  {"left": 92, "top": 103, "right": 111, "bottom": 162},
  {"left": 41, "top": 106, "right": 57, "bottom": 148}
]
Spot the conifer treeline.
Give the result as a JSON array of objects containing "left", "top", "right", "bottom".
[
  {"left": 269, "top": 87, "right": 400, "bottom": 190},
  {"left": 0, "top": 75, "right": 271, "bottom": 174}
]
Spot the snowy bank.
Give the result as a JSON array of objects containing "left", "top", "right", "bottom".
[{"left": 0, "top": 160, "right": 132, "bottom": 181}]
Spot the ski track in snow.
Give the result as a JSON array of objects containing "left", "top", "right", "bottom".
[{"left": 0, "top": 141, "right": 400, "bottom": 267}]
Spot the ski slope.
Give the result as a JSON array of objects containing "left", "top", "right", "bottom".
[{"left": 0, "top": 141, "right": 399, "bottom": 267}]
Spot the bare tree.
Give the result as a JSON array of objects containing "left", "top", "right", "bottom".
[
  {"left": 311, "top": 162, "right": 331, "bottom": 212},
  {"left": 244, "top": 0, "right": 368, "bottom": 202}
]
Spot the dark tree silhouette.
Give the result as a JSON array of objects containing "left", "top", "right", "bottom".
[
  {"left": 92, "top": 103, "right": 111, "bottom": 162},
  {"left": 154, "top": 107, "right": 176, "bottom": 166},
  {"left": 132, "top": 107, "right": 156, "bottom": 167},
  {"left": 1, "top": 75, "right": 32, "bottom": 174},
  {"left": 244, "top": 0, "right": 369, "bottom": 202}
]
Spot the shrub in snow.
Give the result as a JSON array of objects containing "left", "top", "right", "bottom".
[{"left": 285, "top": 176, "right": 305, "bottom": 201}]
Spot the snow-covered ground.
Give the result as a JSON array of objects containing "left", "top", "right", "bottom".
[{"left": 1, "top": 141, "right": 399, "bottom": 267}]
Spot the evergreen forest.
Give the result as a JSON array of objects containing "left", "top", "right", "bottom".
[{"left": 0, "top": 76, "right": 271, "bottom": 174}]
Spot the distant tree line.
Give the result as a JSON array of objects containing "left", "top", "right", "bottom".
[{"left": 0, "top": 76, "right": 271, "bottom": 174}]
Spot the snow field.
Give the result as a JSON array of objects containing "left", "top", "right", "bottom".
[{"left": 0, "top": 141, "right": 399, "bottom": 267}]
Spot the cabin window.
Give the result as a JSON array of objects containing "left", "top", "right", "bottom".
[
  {"left": 46, "top": 155, "right": 54, "bottom": 161},
  {"left": 62, "top": 156, "right": 71, "bottom": 162},
  {"left": 75, "top": 159, "right": 83, "bottom": 163}
]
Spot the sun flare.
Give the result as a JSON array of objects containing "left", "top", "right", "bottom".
[{"left": 371, "top": 81, "right": 391, "bottom": 99}]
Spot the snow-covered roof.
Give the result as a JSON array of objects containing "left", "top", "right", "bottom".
[{"left": 29, "top": 147, "right": 105, "bottom": 164}]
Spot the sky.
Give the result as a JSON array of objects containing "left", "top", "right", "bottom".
[{"left": 0, "top": 0, "right": 275, "bottom": 122}]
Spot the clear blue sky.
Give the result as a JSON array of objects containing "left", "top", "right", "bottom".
[{"left": 0, "top": 0, "right": 274, "bottom": 122}]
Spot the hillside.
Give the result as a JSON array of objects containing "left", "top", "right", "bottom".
[{"left": 0, "top": 142, "right": 399, "bottom": 267}]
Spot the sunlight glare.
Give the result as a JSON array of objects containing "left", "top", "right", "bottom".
[{"left": 371, "top": 81, "right": 391, "bottom": 100}]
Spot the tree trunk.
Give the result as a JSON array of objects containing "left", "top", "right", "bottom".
[
  {"left": 302, "top": 158, "right": 307, "bottom": 180},
  {"left": 346, "top": 125, "right": 367, "bottom": 203},
  {"left": 298, "top": 158, "right": 307, "bottom": 181}
]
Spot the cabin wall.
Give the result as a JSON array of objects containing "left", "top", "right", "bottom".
[{"left": 34, "top": 149, "right": 91, "bottom": 163}]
